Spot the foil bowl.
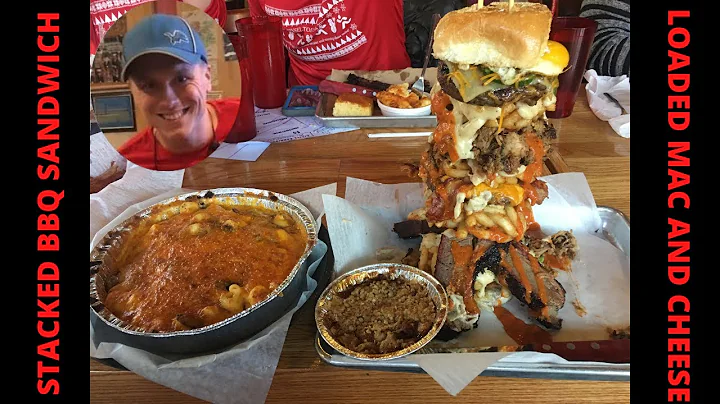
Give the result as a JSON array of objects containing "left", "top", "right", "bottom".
[
  {"left": 315, "top": 263, "right": 448, "bottom": 361},
  {"left": 89, "top": 188, "right": 317, "bottom": 354}
]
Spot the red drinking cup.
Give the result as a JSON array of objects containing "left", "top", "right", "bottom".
[
  {"left": 225, "top": 33, "right": 258, "bottom": 143},
  {"left": 546, "top": 17, "right": 598, "bottom": 119},
  {"left": 237, "top": 16, "right": 287, "bottom": 109}
]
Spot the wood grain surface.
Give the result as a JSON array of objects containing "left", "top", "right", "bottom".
[{"left": 90, "top": 91, "right": 630, "bottom": 403}]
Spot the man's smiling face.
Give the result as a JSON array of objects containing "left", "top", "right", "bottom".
[{"left": 128, "top": 53, "right": 212, "bottom": 145}]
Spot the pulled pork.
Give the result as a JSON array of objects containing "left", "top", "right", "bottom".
[
  {"left": 523, "top": 230, "right": 579, "bottom": 263},
  {"left": 471, "top": 121, "right": 556, "bottom": 176}
]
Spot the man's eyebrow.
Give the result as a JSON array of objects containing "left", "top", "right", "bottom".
[{"left": 175, "top": 63, "right": 198, "bottom": 74}]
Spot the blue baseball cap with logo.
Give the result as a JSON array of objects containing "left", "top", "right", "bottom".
[{"left": 121, "top": 14, "right": 208, "bottom": 81}]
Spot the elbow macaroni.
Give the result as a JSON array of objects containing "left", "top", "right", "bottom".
[
  {"left": 219, "top": 284, "right": 249, "bottom": 313},
  {"left": 219, "top": 284, "right": 268, "bottom": 313},
  {"left": 102, "top": 195, "right": 308, "bottom": 332}
]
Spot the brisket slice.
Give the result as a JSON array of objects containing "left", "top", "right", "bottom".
[
  {"left": 432, "top": 235, "right": 482, "bottom": 334},
  {"left": 345, "top": 74, "right": 391, "bottom": 91},
  {"left": 437, "top": 62, "right": 550, "bottom": 108},
  {"left": 393, "top": 220, "right": 446, "bottom": 239},
  {"left": 433, "top": 234, "right": 473, "bottom": 287},
  {"left": 474, "top": 240, "right": 566, "bottom": 330}
]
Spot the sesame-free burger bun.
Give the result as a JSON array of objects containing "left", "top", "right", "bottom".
[{"left": 432, "top": 2, "right": 553, "bottom": 69}]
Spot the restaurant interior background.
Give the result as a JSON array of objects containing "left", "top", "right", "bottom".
[
  {"left": 91, "top": 1, "right": 242, "bottom": 149},
  {"left": 90, "top": 0, "right": 587, "bottom": 143}
]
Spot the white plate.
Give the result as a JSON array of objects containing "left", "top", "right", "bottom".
[{"left": 377, "top": 101, "right": 431, "bottom": 117}]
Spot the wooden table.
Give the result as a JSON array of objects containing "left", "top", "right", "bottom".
[{"left": 90, "top": 91, "right": 630, "bottom": 403}]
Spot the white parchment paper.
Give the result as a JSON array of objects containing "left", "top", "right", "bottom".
[
  {"left": 90, "top": 163, "right": 185, "bottom": 243},
  {"left": 90, "top": 183, "right": 338, "bottom": 404},
  {"left": 322, "top": 175, "right": 630, "bottom": 395}
]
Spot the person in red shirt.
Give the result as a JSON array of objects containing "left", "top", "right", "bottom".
[
  {"left": 247, "top": 0, "right": 411, "bottom": 86},
  {"left": 90, "top": 0, "right": 226, "bottom": 57},
  {"left": 115, "top": 14, "right": 240, "bottom": 171}
]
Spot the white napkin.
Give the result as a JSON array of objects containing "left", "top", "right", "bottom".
[{"left": 584, "top": 69, "right": 630, "bottom": 138}]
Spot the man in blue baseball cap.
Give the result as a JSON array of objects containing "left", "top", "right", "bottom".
[{"left": 117, "top": 14, "right": 240, "bottom": 171}]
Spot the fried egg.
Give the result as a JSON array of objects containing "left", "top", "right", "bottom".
[{"left": 528, "top": 40, "right": 570, "bottom": 77}]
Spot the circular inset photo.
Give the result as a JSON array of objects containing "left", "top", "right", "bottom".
[{"left": 91, "top": 1, "right": 242, "bottom": 171}]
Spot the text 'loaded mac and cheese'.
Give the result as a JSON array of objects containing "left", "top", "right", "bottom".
[{"left": 103, "top": 196, "right": 309, "bottom": 332}]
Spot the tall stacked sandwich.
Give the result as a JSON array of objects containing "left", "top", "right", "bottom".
[{"left": 396, "top": 2, "right": 579, "bottom": 336}]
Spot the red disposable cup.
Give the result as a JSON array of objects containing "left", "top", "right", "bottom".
[
  {"left": 546, "top": 17, "right": 598, "bottom": 119},
  {"left": 237, "top": 16, "right": 287, "bottom": 109},
  {"left": 225, "top": 33, "right": 258, "bottom": 143}
]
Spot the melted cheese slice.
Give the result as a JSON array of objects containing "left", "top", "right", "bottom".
[
  {"left": 449, "top": 97, "right": 502, "bottom": 161},
  {"left": 448, "top": 68, "right": 505, "bottom": 101},
  {"left": 474, "top": 183, "right": 525, "bottom": 206}
]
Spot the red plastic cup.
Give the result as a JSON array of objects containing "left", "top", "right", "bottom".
[
  {"left": 225, "top": 33, "right": 258, "bottom": 143},
  {"left": 237, "top": 16, "right": 287, "bottom": 109},
  {"left": 546, "top": 17, "right": 598, "bottom": 119}
]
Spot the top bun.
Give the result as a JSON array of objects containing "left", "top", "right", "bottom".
[{"left": 433, "top": 2, "right": 552, "bottom": 69}]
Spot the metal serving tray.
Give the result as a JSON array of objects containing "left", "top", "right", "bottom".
[
  {"left": 315, "top": 205, "right": 630, "bottom": 381},
  {"left": 314, "top": 92, "right": 437, "bottom": 129}
]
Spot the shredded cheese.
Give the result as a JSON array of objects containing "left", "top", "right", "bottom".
[
  {"left": 448, "top": 71, "right": 469, "bottom": 100},
  {"left": 482, "top": 73, "right": 500, "bottom": 86},
  {"left": 496, "top": 108, "right": 505, "bottom": 134}
]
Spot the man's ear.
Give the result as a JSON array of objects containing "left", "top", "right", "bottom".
[{"left": 204, "top": 63, "right": 212, "bottom": 89}]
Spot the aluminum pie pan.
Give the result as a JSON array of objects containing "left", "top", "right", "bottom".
[
  {"left": 315, "top": 263, "right": 448, "bottom": 361},
  {"left": 89, "top": 187, "right": 317, "bottom": 352}
]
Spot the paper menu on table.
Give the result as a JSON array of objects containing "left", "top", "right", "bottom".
[
  {"left": 321, "top": 175, "right": 630, "bottom": 395},
  {"left": 210, "top": 141, "right": 270, "bottom": 162},
  {"left": 90, "top": 132, "right": 126, "bottom": 177},
  {"left": 253, "top": 107, "right": 354, "bottom": 143}
]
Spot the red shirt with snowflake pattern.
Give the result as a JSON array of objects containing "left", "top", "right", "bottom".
[{"left": 248, "top": 0, "right": 410, "bottom": 86}]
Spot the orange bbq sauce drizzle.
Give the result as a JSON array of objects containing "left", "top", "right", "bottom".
[
  {"left": 431, "top": 91, "right": 459, "bottom": 162},
  {"left": 528, "top": 254, "right": 550, "bottom": 318},
  {"left": 450, "top": 240, "right": 480, "bottom": 316},
  {"left": 544, "top": 254, "right": 571, "bottom": 271},
  {"left": 520, "top": 132, "right": 545, "bottom": 184},
  {"left": 508, "top": 245, "right": 533, "bottom": 303},
  {"left": 516, "top": 201, "right": 540, "bottom": 232},
  {"left": 493, "top": 306, "right": 553, "bottom": 345}
]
